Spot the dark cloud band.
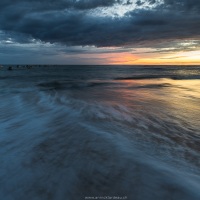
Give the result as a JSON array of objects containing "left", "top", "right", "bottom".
[{"left": 0, "top": 0, "right": 200, "bottom": 48}]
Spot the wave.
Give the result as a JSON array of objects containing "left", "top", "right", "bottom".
[
  {"left": 115, "top": 75, "right": 200, "bottom": 80},
  {"left": 1, "top": 91, "right": 200, "bottom": 200},
  {"left": 12, "top": 90, "right": 199, "bottom": 156},
  {"left": 1, "top": 65, "right": 200, "bottom": 199},
  {"left": 129, "top": 83, "right": 172, "bottom": 89},
  {"left": 37, "top": 80, "right": 119, "bottom": 90}
]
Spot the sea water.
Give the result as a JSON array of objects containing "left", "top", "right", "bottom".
[{"left": 0, "top": 65, "right": 200, "bottom": 200}]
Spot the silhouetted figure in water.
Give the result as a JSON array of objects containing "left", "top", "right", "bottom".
[{"left": 8, "top": 66, "right": 13, "bottom": 71}]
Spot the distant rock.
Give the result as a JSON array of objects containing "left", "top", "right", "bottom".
[{"left": 8, "top": 66, "right": 13, "bottom": 71}]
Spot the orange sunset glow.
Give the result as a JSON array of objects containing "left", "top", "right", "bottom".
[
  {"left": 108, "top": 50, "right": 200, "bottom": 65},
  {"left": 79, "top": 49, "right": 200, "bottom": 65}
]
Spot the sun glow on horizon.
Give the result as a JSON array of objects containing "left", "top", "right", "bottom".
[{"left": 107, "top": 50, "right": 200, "bottom": 65}]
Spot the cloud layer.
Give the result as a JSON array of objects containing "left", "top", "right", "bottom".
[{"left": 0, "top": 0, "right": 199, "bottom": 48}]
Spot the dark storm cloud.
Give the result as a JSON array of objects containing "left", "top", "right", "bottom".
[
  {"left": 0, "top": 0, "right": 122, "bottom": 11},
  {"left": 0, "top": 0, "right": 200, "bottom": 48},
  {"left": 0, "top": 31, "right": 35, "bottom": 44},
  {"left": 162, "top": 0, "right": 200, "bottom": 12}
]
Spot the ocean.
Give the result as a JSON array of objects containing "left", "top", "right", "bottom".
[{"left": 0, "top": 65, "right": 200, "bottom": 200}]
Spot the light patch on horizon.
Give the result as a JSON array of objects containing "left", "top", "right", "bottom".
[
  {"left": 106, "top": 49, "right": 200, "bottom": 65},
  {"left": 1, "top": 39, "right": 200, "bottom": 65}
]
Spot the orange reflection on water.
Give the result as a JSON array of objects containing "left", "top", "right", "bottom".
[{"left": 114, "top": 78, "right": 200, "bottom": 129}]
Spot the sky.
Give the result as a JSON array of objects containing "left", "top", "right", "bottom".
[{"left": 0, "top": 0, "right": 200, "bottom": 65}]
